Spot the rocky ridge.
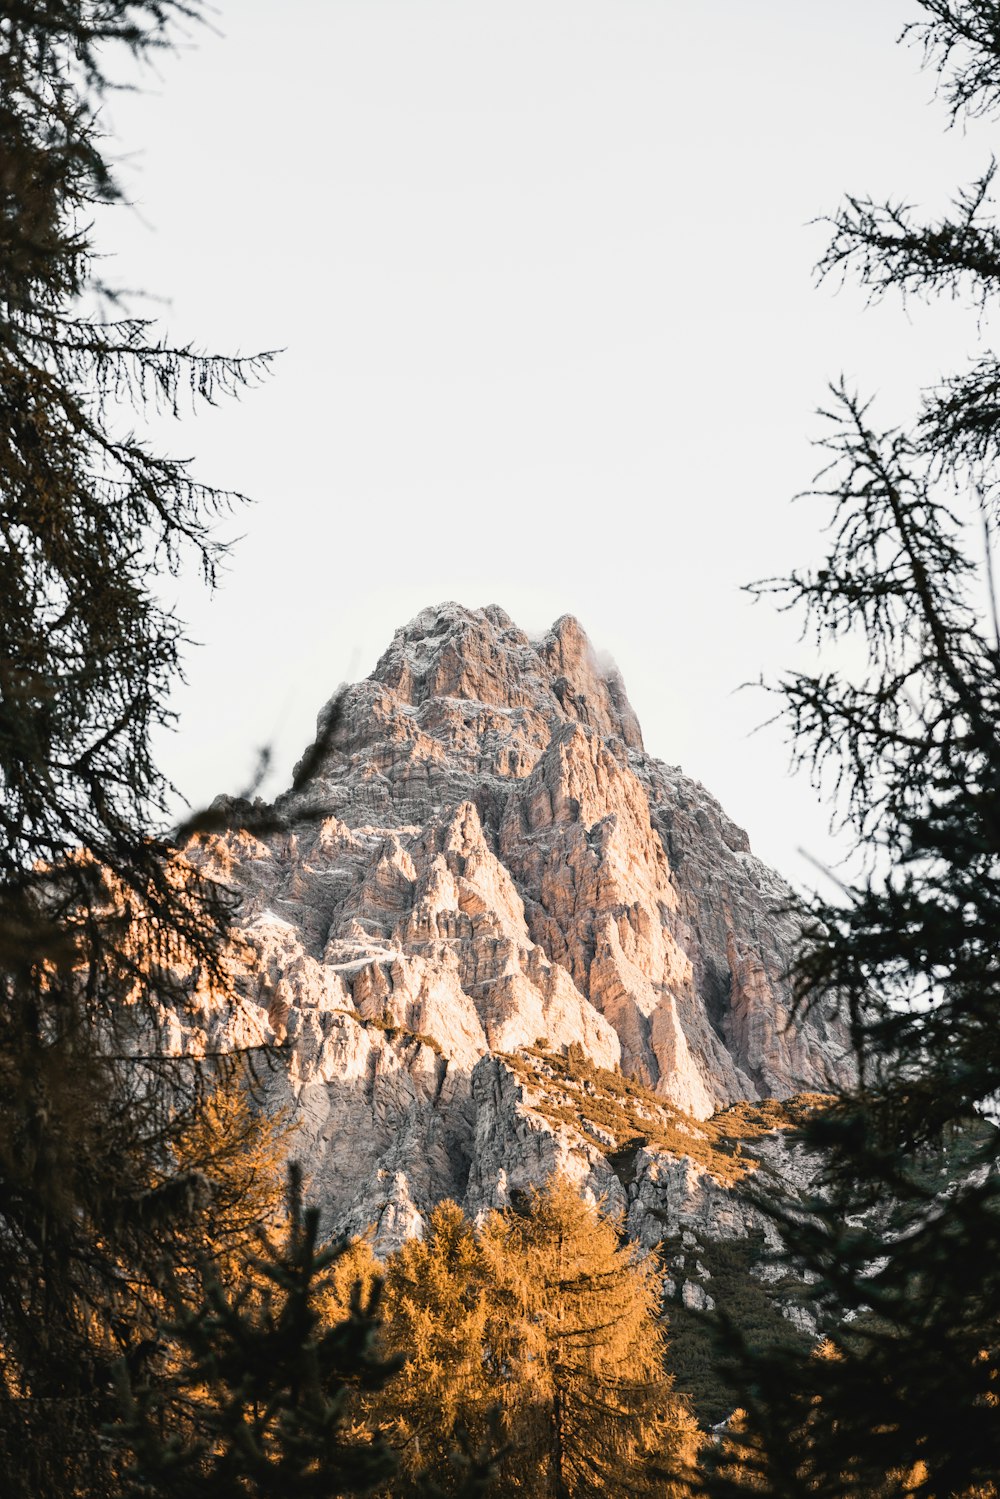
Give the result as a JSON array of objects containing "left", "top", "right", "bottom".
[{"left": 186, "top": 603, "right": 851, "bottom": 1271}]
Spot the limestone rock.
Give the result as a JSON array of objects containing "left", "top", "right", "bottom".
[{"left": 186, "top": 602, "right": 851, "bottom": 1252}]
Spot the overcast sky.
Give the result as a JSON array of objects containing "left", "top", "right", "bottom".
[{"left": 99, "top": 0, "right": 994, "bottom": 888}]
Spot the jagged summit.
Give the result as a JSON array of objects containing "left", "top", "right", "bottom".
[
  {"left": 289, "top": 603, "right": 645, "bottom": 828},
  {"left": 188, "top": 604, "right": 852, "bottom": 1249},
  {"left": 363, "top": 602, "right": 643, "bottom": 751}
]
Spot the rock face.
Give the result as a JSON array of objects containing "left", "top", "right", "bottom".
[{"left": 188, "top": 603, "right": 852, "bottom": 1251}]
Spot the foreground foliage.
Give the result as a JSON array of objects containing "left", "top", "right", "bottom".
[
  {"left": 0, "top": 6, "right": 276, "bottom": 1494},
  {"left": 709, "top": 4, "right": 1000, "bottom": 1494},
  {"left": 117, "top": 1167, "right": 402, "bottom": 1499}
]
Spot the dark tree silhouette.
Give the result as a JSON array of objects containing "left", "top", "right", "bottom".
[
  {"left": 0, "top": 8, "right": 279, "bottom": 1495},
  {"left": 116, "top": 1167, "right": 403, "bottom": 1499},
  {"left": 707, "top": 6, "right": 1000, "bottom": 1496}
]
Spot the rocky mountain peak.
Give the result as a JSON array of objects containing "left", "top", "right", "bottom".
[
  {"left": 296, "top": 603, "right": 643, "bottom": 804},
  {"left": 373, "top": 602, "right": 533, "bottom": 708},
  {"left": 190, "top": 603, "right": 853, "bottom": 1250}
]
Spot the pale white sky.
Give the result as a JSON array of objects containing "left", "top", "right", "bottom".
[{"left": 99, "top": 0, "right": 993, "bottom": 888}]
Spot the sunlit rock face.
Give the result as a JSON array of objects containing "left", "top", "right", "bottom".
[{"left": 189, "top": 603, "right": 852, "bottom": 1251}]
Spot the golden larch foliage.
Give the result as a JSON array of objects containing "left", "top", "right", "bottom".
[{"left": 368, "top": 1175, "right": 700, "bottom": 1497}]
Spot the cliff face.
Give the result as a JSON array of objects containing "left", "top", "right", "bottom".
[{"left": 187, "top": 603, "right": 851, "bottom": 1254}]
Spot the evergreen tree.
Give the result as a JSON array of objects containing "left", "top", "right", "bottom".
[
  {"left": 0, "top": 2, "right": 270, "bottom": 951},
  {"left": 373, "top": 1202, "right": 502, "bottom": 1495},
  {"left": 116, "top": 1167, "right": 402, "bottom": 1499},
  {"left": 0, "top": 8, "right": 277, "bottom": 1494},
  {"left": 707, "top": 4, "right": 1000, "bottom": 1495},
  {"left": 479, "top": 1176, "right": 699, "bottom": 1499},
  {"left": 368, "top": 1182, "right": 698, "bottom": 1497},
  {"left": 713, "top": 1411, "right": 766, "bottom": 1494}
]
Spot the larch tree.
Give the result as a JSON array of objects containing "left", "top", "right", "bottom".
[
  {"left": 163, "top": 1073, "right": 292, "bottom": 1287},
  {"left": 362, "top": 1182, "right": 698, "bottom": 1498},
  {"left": 374, "top": 1202, "right": 500, "bottom": 1494},
  {"left": 478, "top": 1175, "right": 700, "bottom": 1499},
  {"left": 0, "top": 8, "right": 340, "bottom": 1498},
  {"left": 706, "top": 4, "right": 1000, "bottom": 1496}
]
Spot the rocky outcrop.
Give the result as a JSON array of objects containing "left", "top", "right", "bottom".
[{"left": 186, "top": 602, "right": 852, "bottom": 1252}]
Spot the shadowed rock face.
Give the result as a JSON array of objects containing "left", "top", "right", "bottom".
[{"left": 188, "top": 603, "right": 852, "bottom": 1250}]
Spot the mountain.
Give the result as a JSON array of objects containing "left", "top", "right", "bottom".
[{"left": 184, "top": 603, "right": 851, "bottom": 1286}]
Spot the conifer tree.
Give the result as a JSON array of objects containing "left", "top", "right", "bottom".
[
  {"left": 164, "top": 1072, "right": 292, "bottom": 1287},
  {"left": 706, "top": 4, "right": 1000, "bottom": 1495},
  {"left": 319, "top": 1233, "right": 385, "bottom": 1330},
  {"left": 368, "top": 1181, "right": 698, "bottom": 1498},
  {"left": 478, "top": 1176, "right": 700, "bottom": 1499},
  {"left": 374, "top": 1202, "right": 501, "bottom": 1494},
  {"left": 0, "top": 9, "right": 277, "bottom": 1494},
  {"left": 713, "top": 1411, "right": 766, "bottom": 1494},
  {"left": 116, "top": 1167, "right": 402, "bottom": 1499}
]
